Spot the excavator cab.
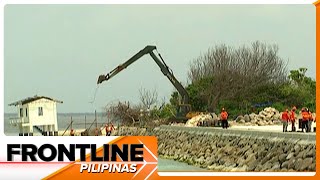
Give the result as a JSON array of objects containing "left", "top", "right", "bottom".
[
  {"left": 174, "top": 104, "right": 202, "bottom": 122},
  {"left": 175, "top": 104, "right": 200, "bottom": 122}
]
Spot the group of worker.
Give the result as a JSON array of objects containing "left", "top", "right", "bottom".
[
  {"left": 216, "top": 106, "right": 315, "bottom": 132},
  {"left": 95, "top": 122, "right": 115, "bottom": 136},
  {"left": 282, "top": 106, "right": 315, "bottom": 133}
]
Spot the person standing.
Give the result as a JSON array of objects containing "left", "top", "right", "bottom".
[
  {"left": 220, "top": 108, "right": 229, "bottom": 129},
  {"left": 307, "top": 109, "right": 313, "bottom": 133},
  {"left": 107, "top": 123, "right": 115, "bottom": 136},
  {"left": 281, "top": 109, "right": 290, "bottom": 132},
  {"left": 301, "top": 108, "right": 309, "bottom": 133},
  {"left": 105, "top": 124, "right": 109, "bottom": 136},
  {"left": 290, "top": 106, "right": 297, "bottom": 132}
]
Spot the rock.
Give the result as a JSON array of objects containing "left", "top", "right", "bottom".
[
  {"left": 308, "top": 163, "right": 316, "bottom": 171},
  {"left": 210, "top": 113, "right": 218, "bottom": 121},
  {"left": 247, "top": 160, "right": 259, "bottom": 171},
  {"left": 306, "top": 149, "right": 315, "bottom": 158},
  {"left": 239, "top": 119, "right": 246, "bottom": 124},
  {"left": 281, "top": 161, "right": 289, "bottom": 169},
  {"left": 298, "top": 158, "right": 313, "bottom": 171},
  {"left": 287, "top": 158, "right": 296, "bottom": 170},
  {"left": 261, "top": 162, "right": 273, "bottom": 171},
  {"left": 244, "top": 115, "right": 250, "bottom": 122},
  {"left": 236, "top": 158, "right": 246, "bottom": 167},
  {"left": 286, "top": 152, "right": 295, "bottom": 160},
  {"left": 271, "top": 162, "right": 281, "bottom": 171},
  {"left": 118, "top": 126, "right": 316, "bottom": 173},
  {"left": 278, "top": 154, "right": 287, "bottom": 163},
  {"left": 235, "top": 115, "right": 244, "bottom": 122},
  {"left": 236, "top": 165, "right": 248, "bottom": 171},
  {"left": 249, "top": 113, "right": 256, "bottom": 120},
  {"left": 294, "top": 145, "right": 301, "bottom": 153}
]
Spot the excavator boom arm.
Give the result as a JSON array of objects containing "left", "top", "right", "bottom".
[
  {"left": 97, "top": 45, "right": 190, "bottom": 105},
  {"left": 97, "top": 45, "right": 156, "bottom": 84}
]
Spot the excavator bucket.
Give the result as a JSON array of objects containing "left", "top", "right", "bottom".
[{"left": 97, "top": 75, "right": 106, "bottom": 84}]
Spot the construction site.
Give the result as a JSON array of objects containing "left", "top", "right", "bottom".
[
  {"left": 3, "top": 4, "right": 317, "bottom": 173},
  {"left": 6, "top": 43, "right": 316, "bottom": 172},
  {"left": 95, "top": 44, "right": 316, "bottom": 172}
]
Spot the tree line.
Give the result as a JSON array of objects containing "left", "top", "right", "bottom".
[{"left": 105, "top": 41, "right": 316, "bottom": 125}]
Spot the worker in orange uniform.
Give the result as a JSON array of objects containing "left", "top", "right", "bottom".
[
  {"left": 307, "top": 109, "right": 313, "bottom": 133},
  {"left": 290, "top": 106, "right": 297, "bottom": 132},
  {"left": 281, "top": 109, "right": 290, "bottom": 132},
  {"left": 220, "top": 108, "right": 229, "bottom": 129},
  {"left": 301, "top": 108, "right": 310, "bottom": 133}
]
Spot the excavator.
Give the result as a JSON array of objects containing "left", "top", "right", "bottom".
[{"left": 97, "top": 45, "right": 201, "bottom": 122}]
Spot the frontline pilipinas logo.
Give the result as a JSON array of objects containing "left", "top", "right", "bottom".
[{"left": 6, "top": 136, "right": 159, "bottom": 180}]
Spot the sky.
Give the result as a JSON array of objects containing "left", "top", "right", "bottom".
[{"left": 4, "top": 4, "right": 316, "bottom": 113}]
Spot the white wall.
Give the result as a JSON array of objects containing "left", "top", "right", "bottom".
[{"left": 28, "top": 98, "right": 58, "bottom": 127}]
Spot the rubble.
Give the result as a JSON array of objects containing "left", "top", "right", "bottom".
[{"left": 235, "top": 107, "right": 281, "bottom": 126}]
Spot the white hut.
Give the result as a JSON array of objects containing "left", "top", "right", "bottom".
[{"left": 9, "top": 95, "right": 63, "bottom": 136}]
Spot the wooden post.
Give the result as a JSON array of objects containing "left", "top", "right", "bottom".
[
  {"left": 95, "top": 110, "right": 97, "bottom": 128},
  {"left": 85, "top": 115, "right": 87, "bottom": 129},
  {"left": 70, "top": 116, "right": 73, "bottom": 130}
]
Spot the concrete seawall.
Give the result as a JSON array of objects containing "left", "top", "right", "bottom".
[{"left": 114, "top": 125, "right": 316, "bottom": 172}]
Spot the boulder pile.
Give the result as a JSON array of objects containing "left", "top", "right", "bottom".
[
  {"left": 185, "top": 113, "right": 218, "bottom": 127},
  {"left": 235, "top": 107, "right": 281, "bottom": 126}
]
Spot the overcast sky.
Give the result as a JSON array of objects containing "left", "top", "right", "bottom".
[{"left": 4, "top": 4, "right": 316, "bottom": 113}]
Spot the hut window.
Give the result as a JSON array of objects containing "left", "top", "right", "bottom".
[
  {"left": 20, "top": 108, "right": 23, "bottom": 117},
  {"left": 38, "top": 107, "right": 43, "bottom": 116},
  {"left": 25, "top": 108, "right": 28, "bottom": 117}
]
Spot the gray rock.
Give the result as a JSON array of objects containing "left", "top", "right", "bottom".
[
  {"left": 271, "top": 162, "right": 281, "bottom": 171},
  {"left": 236, "top": 115, "right": 244, "bottom": 122},
  {"left": 278, "top": 154, "right": 287, "bottom": 163},
  {"left": 261, "top": 162, "right": 273, "bottom": 171},
  {"left": 296, "top": 151, "right": 305, "bottom": 159},
  {"left": 298, "top": 158, "right": 313, "bottom": 171},
  {"left": 210, "top": 113, "right": 218, "bottom": 121},
  {"left": 308, "top": 163, "right": 316, "bottom": 171},
  {"left": 294, "top": 158, "right": 303, "bottom": 171},
  {"left": 286, "top": 152, "right": 295, "bottom": 160},
  {"left": 306, "top": 149, "right": 315, "bottom": 158},
  {"left": 281, "top": 161, "right": 289, "bottom": 169},
  {"left": 244, "top": 115, "right": 250, "bottom": 122},
  {"left": 249, "top": 113, "right": 256, "bottom": 120},
  {"left": 287, "top": 158, "right": 296, "bottom": 170},
  {"left": 247, "top": 160, "right": 259, "bottom": 171},
  {"left": 294, "top": 145, "right": 301, "bottom": 153}
]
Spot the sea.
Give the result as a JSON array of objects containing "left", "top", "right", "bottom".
[{"left": 3, "top": 112, "right": 111, "bottom": 136}]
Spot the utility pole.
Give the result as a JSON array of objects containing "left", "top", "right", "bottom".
[{"left": 95, "top": 110, "right": 97, "bottom": 128}]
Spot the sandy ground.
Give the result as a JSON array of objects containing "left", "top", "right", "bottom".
[{"left": 230, "top": 122, "right": 316, "bottom": 133}]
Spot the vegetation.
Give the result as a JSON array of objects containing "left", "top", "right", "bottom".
[
  {"left": 105, "top": 41, "right": 315, "bottom": 124},
  {"left": 172, "top": 41, "right": 315, "bottom": 118}
]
